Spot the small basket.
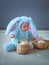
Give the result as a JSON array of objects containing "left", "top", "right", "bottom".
[
  {"left": 17, "top": 42, "right": 30, "bottom": 54},
  {"left": 32, "top": 37, "right": 49, "bottom": 49},
  {"left": 44, "top": 40, "right": 49, "bottom": 48}
]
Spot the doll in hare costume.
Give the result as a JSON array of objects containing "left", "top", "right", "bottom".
[{"left": 4, "top": 16, "right": 39, "bottom": 51}]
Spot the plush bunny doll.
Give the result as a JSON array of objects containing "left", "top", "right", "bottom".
[{"left": 4, "top": 16, "right": 39, "bottom": 51}]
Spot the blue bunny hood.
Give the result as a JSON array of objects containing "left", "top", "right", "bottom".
[
  {"left": 5, "top": 16, "right": 30, "bottom": 35},
  {"left": 5, "top": 16, "right": 34, "bottom": 35}
]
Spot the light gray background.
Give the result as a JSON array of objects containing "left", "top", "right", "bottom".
[{"left": 0, "top": 0, "right": 49, "bottom": 30}]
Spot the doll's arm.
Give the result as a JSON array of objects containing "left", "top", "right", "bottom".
[
  {"left": 9, "top": 30, "right": 18, "bottom": 38},
  {"left": 10, "top": 35, "right": 15, "bottom": 38}
]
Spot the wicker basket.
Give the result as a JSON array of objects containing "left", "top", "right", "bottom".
[
  {"left": 17, "top": 41, "right": 30, "bottom": 54},
  {"left": 32, "top": 39, "right": 49, "bottom": 49}
]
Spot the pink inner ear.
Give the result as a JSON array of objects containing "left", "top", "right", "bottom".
[
  {"left": 8, "top": 22, "right": 18, "bottom": 34},
  {"left": 29, "top": 26, "right": 37, "bottom": 39}
]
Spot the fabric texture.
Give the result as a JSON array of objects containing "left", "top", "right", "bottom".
[{"left": 4, "top": 16, "right": 39, "bottom": 51}]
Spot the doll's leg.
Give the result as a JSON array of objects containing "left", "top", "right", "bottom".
[
  {"left": 3, "top": 42, "right": 16, "bottom": 51},
  {"left": 3, "top": 38, "right": 18, "bottom": 51},
  {"left": 4, "top": 38, "right": 18, "bottom": 51}
]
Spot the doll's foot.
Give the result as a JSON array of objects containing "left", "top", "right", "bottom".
[{"left": 3, "top": 43, "right": 16, "bottom": 52}]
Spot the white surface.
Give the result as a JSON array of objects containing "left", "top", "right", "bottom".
[
  {"left": 38, "top": 40, "right": 45, "bottom": 44},
  {"left": 0, "top": 30, "right": 49, "bottom": 65}
]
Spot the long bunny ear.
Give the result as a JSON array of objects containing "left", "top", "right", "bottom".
[
  {"left": 28, "top": 17, "right": 39, "bottom": 39},
  {"left": 5, "top": 17, "right": 21, "bottom": 35}
]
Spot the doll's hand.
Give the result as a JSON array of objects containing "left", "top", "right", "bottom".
[{"left": 10, "top": 35, "right": 15, "bottom": 38}]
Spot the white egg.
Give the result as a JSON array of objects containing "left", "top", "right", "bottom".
[{"left": 38, "top": 40, "right": 45, "bottom": 44}]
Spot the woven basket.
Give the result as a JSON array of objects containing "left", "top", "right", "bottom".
[
  {"left": 17, "top": 42, "right": 30, "bottom": 54},
  {"left": 32, "top": 40, "right": 49, "bottom": 49}
]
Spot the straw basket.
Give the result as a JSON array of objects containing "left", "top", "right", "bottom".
[
  {"left": 32, "top": 39, "right": 49, "bottom": 49},
  {"left": 17, "top": 42, "right": 30, "bottom": 54}
]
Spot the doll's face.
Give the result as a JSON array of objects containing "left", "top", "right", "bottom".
[{"left": 21, "top": 22, "right": 29, "bottom": 32}]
